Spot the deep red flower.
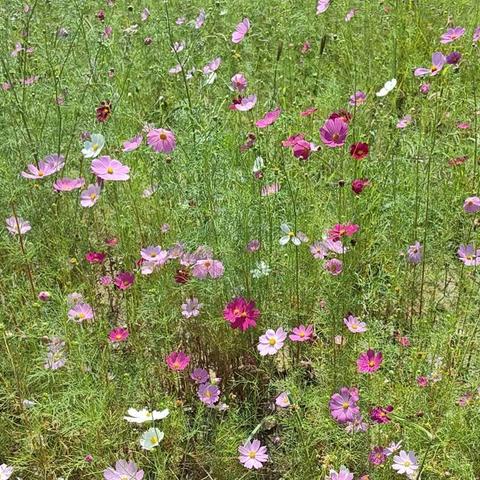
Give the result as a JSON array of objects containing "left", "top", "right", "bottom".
[
  {"left": 351, "top": 178, "right": 369, "bottom": 194},
  {"left": 350, "top": 142, "right": 369, "bottom": 160},
  {"left": 175, "top": 268, "right": 190, "bottom": 284},
  {"left": 329, "top": 109, "right": 352, "bottom": 124},
  {"left": 96, "top": 100, "right": 112, "bottom": 122}
]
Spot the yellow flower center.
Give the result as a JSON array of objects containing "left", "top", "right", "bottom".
[
  {"left": 269, "top": 338, "right": 276, "bottom": 346},
  {"left": 78, "top": 313, "right": 85, "bottom": 319},
  {"left": 248, "top": 451, "right": 256, "bottom": 459},
  {"left": 342, "top": 402, "right": 349, "bottom": 409},
  {"left": 159, "top": 132, "right": 167, "bottom": 140},
  {"left": 38, "top": 170, "right": 44, "bottom": 176},
  {"left": 150, "top": 436, "right": 158, "bottom": 444},
  {"left": 90, "top": 193, "right": 97, "bottom": 200},
  {"left": 107, "top": 167, "right": 114, "bottom": 174},
  {"left": 368, "top": 360, "right": 375, "bottom": 367},
  {"left": 299, "top": 331, "right": 305, "bottom": 337},
  {"left": 92, "top": 143, "right": 99, "bottom": 151}
]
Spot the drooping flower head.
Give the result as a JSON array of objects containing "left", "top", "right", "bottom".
[
  {"left": 223, "top": 297, "right": 260, "bottom": 331},
  {"left": 349, "top": 142, "right": 369, "bottom": 160},
  {"left": 5, "top": 216, "right": 31, "bottom": 235},
  {"left": 370, "top": 405, "right": 393, "bottom": 424},
  {"left": 463, "top": 196, "right": 480, "bottom": 213}
]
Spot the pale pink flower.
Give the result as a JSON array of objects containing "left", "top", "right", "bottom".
[
  {"left": 440, "top": 27, "right": 465, "bottom": 44},
  {"left": 275, "top": 392, "right": 290, "bottom": 408},
  {"left": 256, "top": 107, "right": 281, "bottom": 128},
  {"left": 21, "top": 154, "right": 64, "bottom": 179},
  {"left": 233, "top": 95, "right": 257, "bottom": 111},
  {"left": 5, "top": 216, "right": 31, "bottom": 235},
  {"left": 316, "top": 0, "right": 331, "bottom": 14},
  {"left": 122, "top": 135, "right": 143, "bottom": 152},
  {"left": 53, "top": 177, "right": 85, "bottom": 192},
  {"left": 147, "top": 128, "right": 176, "bottom": 153},
  {"left": 238, "top": 440, "right": 268, "bottom": 469},
  {"left": 232, "top": 18, "right": 250, "bottom": 44},
  {"left": 68, "top": 302, "right": 94, "bottom": 323},
  {"left": 231, "top": 73, "right": 247, "bottom": 91},
  {"left": 80, "top": 184, "right": 101, "bottom": 207},
  {"left": 91, "top": 156, "right": 130, "bottom": 181},
  {"left": 257, "top": 327, "right": 287, "bottom": 356}
]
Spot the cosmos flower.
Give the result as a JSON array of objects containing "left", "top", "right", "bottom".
[
  {"left": 407, "top": 242, "right": 423, "bottom": 264},
  {"left": 328, "top": 223, "right": 359, "bottom": 242},
  {"left": 440, "top": 27, "right": 465, "bottom": 44},
  {"left": 324, "top": 258, "right": 343, "bottom": 276},
  {"left": 82, "top": 133, "right": 105, "bottom": 158},
  {"left": 140, "top": 246, "right": 169, "bottom": 265},
  {"left": 349, "top": 142, "right": 369, "bottom": 160},
  {"left": 181, "top": 297, "right": 203, "bottom": 318},
  {"left": 446, "top": 51, "right": 462, "bottom": 65},
  {"left": 21, "top": 154, "right": 65, "bottom": 179},
  {"left": 238, "top": 439, "right": 268, "bottom": 469},
  {"left": 91, "top": 156, "right": 130, "bottom": 181},
  {"left": 197, "top": 383, "right": 220, "bottom": 405},
  {"left": 329, "top": 387, "right": 360, "bottom": 423},
  {"left": 256, "top": 107, "right": 281, "bottom": 128},
  {"left": 349, "top": 91, "right": 366, "bottom": 106},
  {"left": 68, "top": 302, "right": 94, "bottom": 323},
  {"left": 300, "top": 106, "right": 317, "bottom": 117},
  {"left": 192, "top": 258, "right": 224, "bottom": 279},
  {"left": 166, "top": 351, "right": 190, "bottom": 371},
  {"left": 392, "top": 450, "right": 419, "bottom": 476},
  {"left": 122, "top": 135, "right": 143, "bottom": 152},
  {"left": 230, "top": 94, "right": 257, "bottom": 111},
  {"left": 108, "top": 327, "right": 129, "bottom": 343},
  {"left": 397, "top": 115, "right": 413, "bottom": 128},
  {"left": 344, "top": 314, "right": 367, "bottom": 333},
  {"left": 414, "top": 52, "right": 446, "bottom": 77},
  {"left": 357, "top": 349, "right": 383, "bottom": 373},
  {"left": 463, "top": 196, "right": 480, "bottom": 213},
  {"left": 275, "top": 392, "right": 290, "bottom": 408},
  {"left": 231, "top": 73, "right": 247, "bottom": 91},
  {"left": 195, "top": 9, "right": 205, "bottom": 29},
  {"left": 96, "top": 100, "right": 112, "bottom": 122},
  {"left": 369, "top": 446, "right": 387, "bottom": 465},
  {"left": 80, "top": 184, "right": 101, "bottom": 207},
  {"left": 0, "top": 464, "right": 13, "bottom": 480},
  {"left": 320, "top": 118, "right": 348, "bottom": 148},
  {"left": 351, "top": 178, "right": 369, "bottom": 194},
  {"left": 316, "top": 0, "right": 331, "bottom": 14},
  {"left": 457, "top": 244, "right": 480, "bottom": 266},
  {"left": 232, "top": 18, "right": 250, "bottom": 43},
  {"left": 223, "top": 297, "right": 260, "bottom": 331},
  {"left": 257, "top": 327, "right": 287, "bottom": 356},
  {"left": 310, "top": 241, "right": 327, "bottom": 259},
  {"left": 53, "top": 177, "right": 85, "bottom": 192},
  {"left": 147, "top": 128, "right": 176, "bottom": 153},
  {"left": 114, "top": 272, "right": 135, "bottom": 290},
  {"left": 289, "top": 324, "right": 313, "bottom": 342},
  {"left": 376, "top": 78, "right": 397, "bottom": 96},
  {"left": 279, "top": 224, "right": 305, "bottom": 246},
  {"left": 5, "top": 216, "right": 31, "bottom": 235},
  {"left": 370, "top": 405, "right": 394, "bottom": 424},
  {"left": 124, "top": 407, "right": 169, "bottom": 423},
  {"left": 474, "top": 26, "right": 480, "bottom": 43},
  {"left": 191, "top": 368, "right": 210, "bottom": 384},
  {"left": 140, "top": 428, "right": 164, "bottom": 450},
  {"left": 328, "top": 466, "right": 354, "bottom": 480},
  {"left": 85, "top": 251, "right": 106, "bottom": 264},
  {"left": 103, "top": 460, "right": 144, "bottom": 480}
]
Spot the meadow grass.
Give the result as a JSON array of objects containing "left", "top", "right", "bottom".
[{"left": 1, "top": 0, "right": 480, "bottom": 478}]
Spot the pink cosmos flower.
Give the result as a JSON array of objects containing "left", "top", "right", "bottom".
[
  {"left": 414, "top": 52, "right": 446, "bottom": 77},
  {"left": 246, "top": 239, "right": 261, "bottom": 252},
  {"left": 231, "top": 73, "right": 247, "bottom": 91},
  {"left": 5, "top": 216, "right": 31, "bottom": 235},
  {"left": 351, "top": 178, "right": 369, "bottom": 194},
  {"left": 80, "top": 184, "right": 101, "bottom": 208},
  {"left": 147, "top": 128, "right": 176, "bottom": 153},
  {"left": 256, "top": 107, "right": 281, "bottom": 128},
  {"left": 202, "top": 57, "right": 221, "bottom": 75},
  {"left": 369, "top": 446, "right": 387, "bottom": 465},
  {"left": 328, "top": 223, "right": 359, "bottom": 241},
  {"left": 370, "top": 405, "right": 393, "bottom": 424},
  {"left": 238, "top": 440, "right": 268, "bottom": 469},
  {"left": 329, "top": 387, "right": 360, "bottom": 423},
  {"left": 85, "top": 251, "right": 106, "bottom": 264},
  {"left": 68, "top": 302, "right": 94, "bottom": 323},
  {"left": 232, "top": 18, "right": 250, "bottom": 44},
  {"left": 197, "top": 383, "right": 220, "bottom": 405},
  {"left": 324, "top": 258, "right": 343, "bottom": 275},
  {"left": 140, "top": 246, "right": 169, "bottom": 265},
  {"left": 292, "top": 139, "right": 314, "bottom": 160},
  {"left": 108, "top": 327, "right": 129, "bottom": 343},
  {"left": 166, "top": 351, "right": 190, "bottom": 371},
  {"left": 192, "top": 258, "right": 224, "bottom": 279},
  {"left": 417, "top": 376, "right": 429, "bottom": 387},
  {"left": 420, "top": 82, "right": 430, "bottom": 94},
  {"left": 458, "top": 244, "right": 480, "bottom": 266},
  {"left": 122, "top": 135, "right": 143, "bottom": 152},
  {"left": 407, "top": 241, "right": 423, "bottom": 264},
  {"left": 310, "top": 241, "right": 327, "bottom": 259},
  {"left": 289, "top": 324, "right": 313, "bottom": 342},
  {"left": 316, "top": 0, "right": 331, "bottom": 14},
  {"left": 38, "top": 291, "right": 51, "bottom": 302},
  {"left": 103, "top": 460, "right": 144, "bottom": 480},
  {"left": 91, "top": 156, "right": 130, "bottom": 181},
  {"left": 275, "top": 392, "right": 290, "bottom": 408},
  {"left": 440, "top": 27, "right": 465, "bottom": 44},
  {"left": 169, "top": 64, "right": 182, "bottom": 75},
  {"left": 21, "top": 154, "right": 65, "bottom": 179},
  {"left": 345, "top": 9, "right": 357, "bottom": 22},
  {"left": 231, "top": 94, "right": 257, "bottom": 111},
  {"left": 397, "top": 114, "right": 412, "bottom": 128},
  {"left": 320, "top": 118, "right": 348, "bottom": 148},
  {"left": 344, "top": 314, "right": 367, "bottom": 333},
  {"left": 357, "top": 349, "right": 383, "bottom": 373},
  {"left": 300, "top": 106, "right": 317, "bottom": 117},
  {"left": 474, "top": 26, "right": 480, "bottom": 43},
  {"left": 181, "top": 297, "right": 203, "bottom": 318},
  {"left": 257, "top": 327, "right": 287, "bottom": 356},
  {"left": 191, "top": 368, "right": 209, "bottom": 384},
  {"left": 195, "top": 9, "right": 205, "bottom": 29},
  {"left": 261, "top": 182, "right": 281, "bottom": 196},
  {"left": 114, "top": 272, "right": 135, "bottom": 290},
  {"left": 349, "top": 91, "right": 366, "bottom": 106},
  {"left": 463, "top": 196, "right": 480, "bottom": 213},
  {"left": 328, "top": 466, "right": 353, "bottom": 480},
  {"left": 53, "top": 177, "right": 85, "bottom": 192},
  {"left": 223, "top": 297, "right": 260, "bottom": 331}
]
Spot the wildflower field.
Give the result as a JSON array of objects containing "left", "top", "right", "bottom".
[{"left": 2, "top": 0, "right": 480, "bottom": 478}]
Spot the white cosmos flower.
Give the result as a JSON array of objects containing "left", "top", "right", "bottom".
[
  {"left": 124, "top": 407, "right": 169, "bottom": 423},
  {"left": 376, "top": 78, "right": 397, "bottom": 97},
  {"left": 392, "top": 450, "right": 419, "bottom": 476},
  {"left": 251, "top": 261, "right": 271, "bottom": 278},
  {"left": 140, "top": 427, "right": 164, "bottom": 450},
  {"left": 252, "top": 156, "right": 264, "bottom": 173},
  {"left": 279, "top": 223, "right": 304, "bottom": 246},
  {"left": 81, "top": 133, "right": 105, "bottom": 158}
]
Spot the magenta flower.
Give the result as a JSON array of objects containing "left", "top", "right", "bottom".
[
  {"left": 397, "top": 114, "right": 412, "bottom": 129},
  {"left": 328, "top": 223, "right": 359, "bottom": 241},
  {"left": 320, "top": 118, "right": 348, "bottom": 148},
  {"left": 191, "top": 368, "right": 209, "bottom": 384},
  {"left": 231, "top": 73, "right": 247, "bottom": 91},
  {"left": 407, "top": 242, "right": 423, "bottom": 264},
  {"left": 38, "top": 291, "right": 50, "bottom": 302},
  {"left": 440, "top": 27, "right": 465, "bottom": 44},
  {"left": 21, "top": 154, "right": 65, "bottom": 179},
  {"left": 457, "top": 244, "right": 480, "bottom": 266},
  {"left": 329, "top": 387, "right": 360, "bottom": 423},
  {"left": 238, "top": 439, "right": 268, "bottom": 469},
  {"left": 300, "top": 106, "right": 317, "bottom": 117},
  {"left": 232, "top": 94, "right": 257, "bottom": 111},
  {"left": 166, "top": 351, "right": 190, "bottom": 371},
  {"left": 232, "top": 18, "right": 250, "bottom": 44},
  {"left": 80, "top": 184, "right": 101, "bottom": 207},
  {"left": 103, "top": 460, "right": 144, "bottom": 480},
  {"left": 114, "top": 272, "right": 135, "bottom": 290},
  {"left": 414, "top": 52, "right": 446, "bottom": 77},
  {"left": 292, "top": 139, "right": 314, "bottom": 160},
  {"left": 357, "top": 349, "right": 383, "bottom": 373},
  {"left": 53, "top": 177, "right": 85, "bottom": 192},
  {"left": 5, "top": 216, "right": 31, "bottom": 235},
  {"left": 122, "top": 135, "right": 143, "bottom": 152},
  {"left": 324, "top": 258, "right": 343, "bottom": 276},
  {"left": 85, "top": 251, "right": 106, "bottom": 264},
  {"left": 223, "top": 297, "right": 260, "bottom": 331},
  {"left": 108, "top": 327, "right": 129, "bottom": 343},
  {"left": 91, "top": 156, "right": 130, "bottom": 181},
  {"left": 349, "top": 91, "right": 366, "bottom": 106},
  {"left": 181, "top": 297, "right": 203, "bottom": 318},
  {"left": 256, "top": 107, "right": 281, "bottom": 128},
  {"left": 289, "top": 324, "right": 313, "bottom": 342},
  {"left": 463, "top": 196, "right": 480, "bottom": 213},
  {"left": 146, "top": 128, "right": 176, "bottom": 153},
  {"left": 369, "top": 446, "right": 387, "bottom": 465},
  {"left": 68, "top": 302, "right": 94, "bottom": 323},
  {"left": 197, "top": 383, "right": 220, "bottom": 405},
  {"left": 192, "top": 258, "right": 224, "bottom": 279},
  {"left": 344, "top": 314, "right": 367, "bottom": 333},
  {"left": 370, "top": 405, "right": 393, "bottom": 424},
  {"left": 257, "top": 327, "right": 287, "bottom": 356}
]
